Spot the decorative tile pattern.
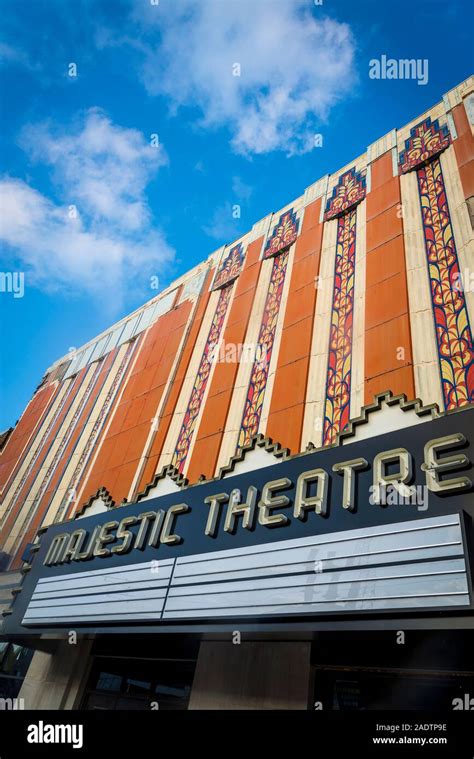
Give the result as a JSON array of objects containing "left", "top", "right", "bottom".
[
  {"left": 398, "top": 116, "right": 473, "bottom": 410},
  {"left": 55, "top": 339, "right": 139, "bottom": 524},
  {"left": 6, "top": 359, "right": 107, "bottom": 551},
  {"left": 234, "top": 209, "right": 298, "bottom": 449},
  {"left": 237, "top": 248, "right": 290, "bottom": 450},
  {"left": 172, "top": 284, "right": 233, "bottom": 472},
  {"left": 322, "top": 209, "right": 357, "bottom": 445},
  {"left": 399, "top": 117, "right": 450, "bottom": 174},
  {"left": 0, "top": 374, "right": 79, "bottom": 522},
  {"left": 320, "top": 165, "right": 365, "bottom": 445},
  {"left": 324, "top": 168, "right": 366, "bottom": 221},
  {"left": 417, "top": 157, "right": 474, "bottom": 409},
  {"left": 264, "top": 209, "right": 299, "bottom": 259},
  {"left": 26, "top": 360, "right": 105, "bottom": 512},
  {"left": 212, "top": 244, "right": 244, "bottom": 290}
]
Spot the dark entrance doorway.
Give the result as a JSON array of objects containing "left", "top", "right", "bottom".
[
  {"left": 311, "top": 630, "right": 474, "bottom": 710},
  {"left": 314, "top": 665, "right": 474, "bottom": 710},
  {"left": 82, "top": 655, "right": 197, "bottom": 710}
]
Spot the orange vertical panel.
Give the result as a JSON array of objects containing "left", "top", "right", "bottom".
[
  {"left": 0, "top": 369, "right": 88, "bottom": 544},
  {"left": 0, "top": 382, "right": 57, "bottom": 494},
  {"left": 39, "top": 352, "right": 117, "bottom": 504},
  {"left": 136, "top": 268, "right": 215, "bottom": 492},
  {"left": 265, "top": 197, "right": 323, "bottom": 454},
  {"left": 11, "top": 351, "right": 120, "bottom": 566},
  {"left": 452, "top": 103, "right": 474, "bottom": 199},
  {"left": 364, "top": 152, "right": 415, "bottom": 403},
  {"left": 79, "top": 299, "right": 194, "bottom": 504}
]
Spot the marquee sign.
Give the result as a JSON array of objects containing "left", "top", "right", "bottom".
[{"left": 3, "top": 404, "right": 474, "bottom": 635}]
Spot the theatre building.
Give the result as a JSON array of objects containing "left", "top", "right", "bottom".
[{"left": 0, "top": 77, "right": 474, "bottom": 711}]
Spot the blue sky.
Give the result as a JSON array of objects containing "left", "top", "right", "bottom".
[{"left": 0, "top": 0, "right": 472, "bottom": 429}]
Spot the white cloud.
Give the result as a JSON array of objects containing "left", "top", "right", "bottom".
[
  {"left": 0, "top": 110, "right": 174, "bottom": 306},
  {"left": 232, "top": 176, "right": 253, "bottom": 203},
  {"left": 202, "top": 175, "right": 252, "bottom": 241},
  {"left": 202, "top": 201, "right": 241, "bottom": 242},
  {"left": 20, "top": 109, "right": 167, "bottom": 232},
  {"left": 0, "top": 42, "right": 38, "bottom": 71},
  {"left": 201, "top": 173, "right": 253, "bottom": 241},
  {"left": 135, "top": 0, "right": 356, "bottom": 155}
]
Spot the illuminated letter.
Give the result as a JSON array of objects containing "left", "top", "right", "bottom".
[
  {"left": 134, "top": 512, "right": 156, "bottom": 550},
  {"left": 373, "top": 448, "right": 413, "bottom": 504},
  {"left": 62, "top": 529, "right": 87, "bottom": 562},
  {"left": 203, "top": 492, "right": 229, "bottom": 537},
  {"left": 421, "top": 433, "right": 472, "bottom": 492},
  {"left": 258, "top": 478, "right": 291, "bottom": 527},
  {"left": 78, "top": 525, "right": 101, "bottom": 560},
  {"left": 43, "top": 534, "right": 69, "bottom": 566},
  {"left": 224, "top": 486, "right": 257, "bottom": 533},
  {"left": 93, "top": 521, "right": 119, "bottom": 558},
  {"left": 111, "top": 516, "right": 138, "bottom": 554},
  {"left": 332, "top": 458, "right": 368, "bottom": 511},
  {"left": 294, "top": 469, "right": 329, "bottom": 518},
  {"left": 148, "top": 510, "right": 165, "bottom": 547},
  {"left": 160, "top": 504, "right": 190, "bottom": 545}
]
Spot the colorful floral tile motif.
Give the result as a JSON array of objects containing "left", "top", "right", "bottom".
[
  {"left": 398, "top": 116, "right": 473, "bottom": 409},
  {"left": 212, "top": 243, "right": 244, "bottom": 291},
  {"left": 324, "top": 168, "right": 366, "bottom": 222},
  {"left": 322, "top": 209, "right": 357, "bottom": 445},
  {"left": 417, "top": 158, "right": 474, "bottom": 409},
  {"left": 237, "top": 248, "right": 290, "bottom": 450},
  {"left": 263, "top": 209, "right": 299, "bottom": 259},
  {"left": 172, "top": 284, "right": 233, "bottom": 472},
  {"left": 399, "top": 117, "right": 450, "bottom": 175}
]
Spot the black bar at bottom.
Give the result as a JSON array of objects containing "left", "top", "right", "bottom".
[{"left": 0, "top": 711, "right": 472, "bottom": 757}]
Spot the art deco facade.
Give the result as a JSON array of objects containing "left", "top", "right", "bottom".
[
  {"left": 0, "top": 76, "right": 473, "bottom": 572},
  {"left": 0, "top": 76, "right": 473, "bottom": 712}
]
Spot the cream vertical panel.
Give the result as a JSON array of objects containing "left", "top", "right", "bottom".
[
  {"left": 3, "top": 363, "right": 100, "bottom": 553},
  {"left": 301, "top": 217, "right": 338, "bottom": 449},
  {"left": 157, "top": 289, "right": 226, "bottom": 470},
  {"left": 258, "top": 242, "right": 296, "bottom": 436},
  {"left": 350, "top": 199, "right": 367, "bottom": 418},
  {"left": 0, "top": 380, "right": 71, "bottom": 517},
  {"left": 215, "top": 257, "right": 274, "bottom": 473},
  {"left": 400, "top": 170, "right": 444, "bottom": 409},
  {"left": 440, "top": 146, "right": 474, "bottom": 327},
  {"left": 43, "top": 345, "right": 130, "bottom": 525}
]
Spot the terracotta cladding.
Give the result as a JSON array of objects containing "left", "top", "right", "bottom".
[
  {"left": 78, "top": 297, "right": 198, "bottom": 505},
  {"left": 185, "top": 239, "right": 264, "bottom": 481},
  {"left": 0, "top": 382, "right": 57, "bottom": 494},
  {"left": 135, "top": 267, "right": 215, "bottom": 493},
  {"left": 1, "top": 81, "right": 473, "bottom": 568},
  {"left": 9, "top": 350, "right": 122, "bottom": 567},
  {"left": 266, "top": 197, "right": 323, "bottom": 453},
  {"left": 364, "top": 151, "right": 415, "bottom": 402},
  {"left": 0, "top": 368, "right": 90, "bottom": 540},
  {"left": 452, "top": 103, "right": 474, "bottom": 199},
  {"left": 172, "top": 285, "right": 234, "bottom": 472}
]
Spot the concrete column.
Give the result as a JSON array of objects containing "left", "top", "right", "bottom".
[
  {"left": 18, "top": 638, "right": 93, "bottom": 710},
  {"left": 189, "top": 640, "right": 312, "bottom": 710}
]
